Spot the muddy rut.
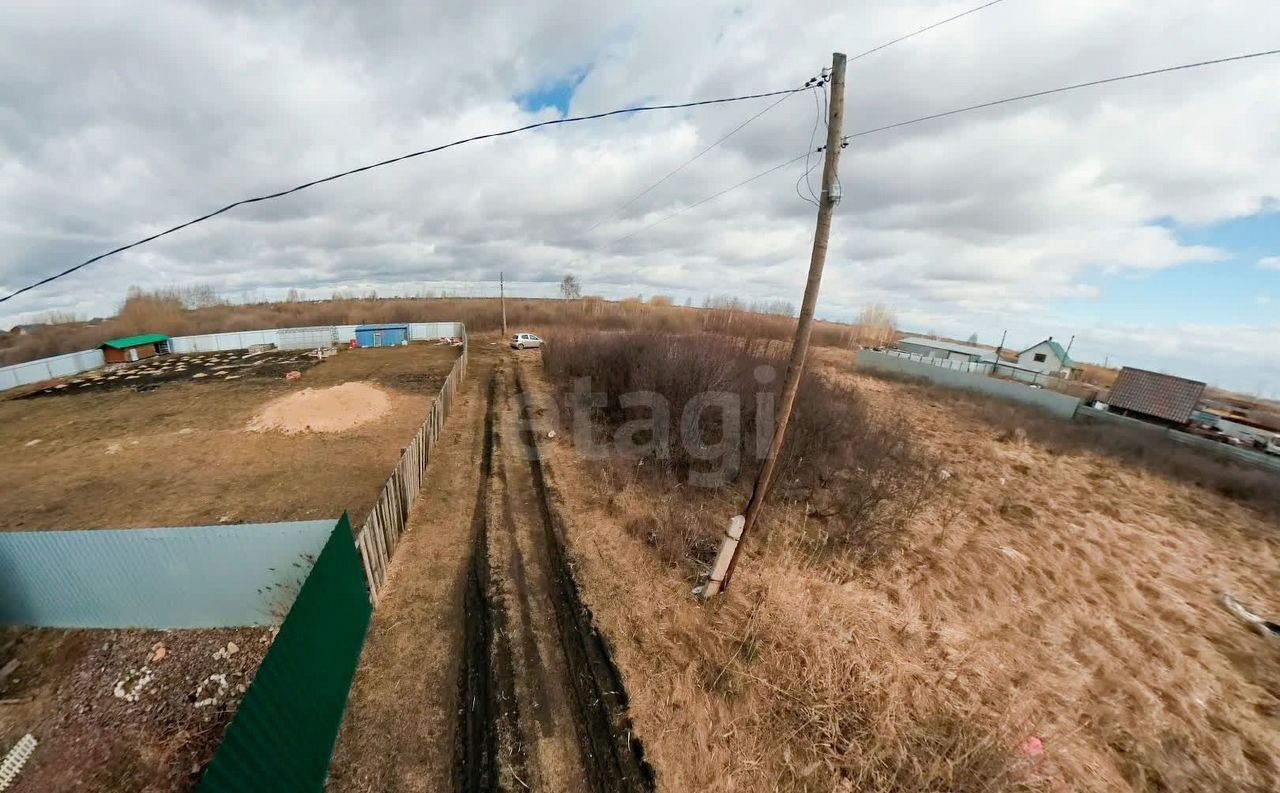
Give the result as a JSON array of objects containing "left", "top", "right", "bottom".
[{"left": 456, "top": 364, "right": 653, "bottom": 793}]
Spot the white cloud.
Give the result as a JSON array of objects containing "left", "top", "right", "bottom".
[
  {"left": 1260, "top": 257, "right": 1280, "bottom": 270},
  {"left": 1, "top": 0, "right": 1279, "bottom": 391}
]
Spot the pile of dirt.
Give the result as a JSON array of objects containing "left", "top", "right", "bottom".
[{"left": 248, "top": 382, "right": 390, "bottom": 434}]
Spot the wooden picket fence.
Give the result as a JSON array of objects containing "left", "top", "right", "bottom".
[{"left": 354, "top": 338, "right": 468, "bottom": 602}]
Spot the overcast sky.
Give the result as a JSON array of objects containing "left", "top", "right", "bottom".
[{"left": 1, "top": 0, "right": 1278, "bottom": 393}]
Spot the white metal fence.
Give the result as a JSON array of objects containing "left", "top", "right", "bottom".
[
  {"left": 879, "top": 348, "right": 994, "bottom": 374},
  {"left": 859, "top": 350, "right": 1083, "bottom": 419},
  {"left": 0, "top": 321, "right": 468, "bottom": 392},
  {"left": 0, "top": 349, "right": 107, "bottom": 391},
  {"left": 881, "top": 348, "right": 1069, "bottom": 387}
]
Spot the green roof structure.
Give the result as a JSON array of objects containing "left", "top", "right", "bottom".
[{"left": 101, "top": 333, "right": 171, "bottom": 350}]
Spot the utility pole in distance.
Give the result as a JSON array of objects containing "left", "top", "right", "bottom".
[
  {"left": 500, "top": 271, "right": 507, "bottom": 336},
  {"left": 704, "top": 51, "right": 847, "bottom": 597}
]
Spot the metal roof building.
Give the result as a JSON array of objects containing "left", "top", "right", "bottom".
[
  {"left": 100, "top": 332, "right": 171, "bottom": 364},
  {"left": 1107, "top": 367, "right": 1205, "bottom": 426},
  {"left": 896, "top": 336, "right": 997, "bottom": 362}
]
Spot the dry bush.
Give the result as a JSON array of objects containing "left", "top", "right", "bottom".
[
  {"left": 541, "top": 329, "right": 938, "bottom": 568},
  {"left": 647, "top": 294, "right": 674, "bottom": 307},
  {"left": 854, "top": 303, "right": 898, "bottom": 347}
]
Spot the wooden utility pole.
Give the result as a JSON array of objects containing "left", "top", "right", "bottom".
[
  {"left": 500, "top": 271, "right": 507, "bottom": 335},
  {"left": 708, "top": 51, "right": 847, "bottom": 596}
]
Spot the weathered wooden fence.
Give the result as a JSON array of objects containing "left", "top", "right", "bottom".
[{"left": 354, "top": 339, "right": 469, "bottom": 601}]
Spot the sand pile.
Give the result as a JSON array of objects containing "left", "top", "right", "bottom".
[{"left": 249, "top": 382, "right": 390, "bottom": 434}]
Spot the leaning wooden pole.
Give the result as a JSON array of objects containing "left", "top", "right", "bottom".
[{"left": 707, "top": 51, "right": 847, "bottom": 596}]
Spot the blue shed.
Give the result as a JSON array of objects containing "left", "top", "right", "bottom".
[{"left": 354, "top": 324, "right": 409, "bottom": 347}]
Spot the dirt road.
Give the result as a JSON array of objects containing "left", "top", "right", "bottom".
[{"left": 329, "top": 345, "right": 650, "bottom": 792}]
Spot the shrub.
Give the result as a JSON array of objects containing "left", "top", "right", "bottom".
[{"left": 541, "top": 330, "right": 938, "bottom": 567}]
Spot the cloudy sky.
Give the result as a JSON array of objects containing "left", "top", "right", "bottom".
[{"left": 1, "top": 0, "right": 1278, "bottom": 392}]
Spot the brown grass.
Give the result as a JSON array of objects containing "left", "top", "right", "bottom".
[
  {"left": 0, "top": 344, "right": 458, "bottom": 530},
  {"left": 522, "top": 343, "right": 1280, "bottom": 792},
  {"left": 540, "top": 330, "right": 938, "bottom": 569},
  {"left": 860, "top": 367, "right": 1280, "bottom": 522}
]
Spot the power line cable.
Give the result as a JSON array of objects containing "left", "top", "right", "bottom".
[
  {"left": 842, "top": 48, "right": 1280, "bottom": 141},
  {"left": 848, "top": 0, "right": 1011, "bottom": 62},
  {"left": 794, "top": 85, "right": 824, "bottom": 206},
  {"left": 585, "top": 79, "right": 817, "bottom": 234},
  {"left": 592, "top": 1, "right": 1012, "bottom": 232},
  {"left": 0, "top": 86, "right": 807, "bottom": 304},
  {"left": 611, "top": 48, "right": 1280, "bottom": 250},
  {"left": 607, "top": 150, "right": 814, "bottom": 248}
]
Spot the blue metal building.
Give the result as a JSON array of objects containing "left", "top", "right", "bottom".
[{"left": 354, "top": 324, "right": 409, "bottom": 347}]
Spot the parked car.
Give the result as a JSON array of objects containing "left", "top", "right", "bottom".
[
  {"left": 1266, "top": 439, "right": 1280, "bottom": 457},
  {"left": 510, "top": 332, "right": 543, "bottom": 350}
]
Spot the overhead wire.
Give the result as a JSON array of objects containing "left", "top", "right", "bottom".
[
  {"left": 794, "top": 83, "right": 825, "bottom": 207},
  {"left": 847, "top": 0, "right": 1010, "bottom": 63},
  {"left": 840, "top": 48, "right": 1280, "bottom": 142},
  {"left": 610, "top": 47, "right": 1280, "bottom": 252},
  {"left": 585, "top": 79, "right": 815, "bottom": 234},
  {"left": 5, "top": 0, "right": 1019, "bottom": 302},
  {"left": 0, "top": 86, "right": 808, "bottom": 303},
  {"left": 602, "top": 0, "right": 1010, "bottom": 240},
  {"left": 606, "top": 150, "right": 815, "bottom": 248}
]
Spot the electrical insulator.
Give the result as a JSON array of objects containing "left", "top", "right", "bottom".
[{"left": 828, "top": 181, "right": 843, "bottom": 206}]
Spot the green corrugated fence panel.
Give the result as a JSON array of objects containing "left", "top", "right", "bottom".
[{"left": 196, "top": 514, "right": 372, "bottom": 792}]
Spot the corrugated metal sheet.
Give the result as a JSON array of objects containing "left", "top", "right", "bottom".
[
  {"left": 170, "top": 329, "right": 283, "bottom": 353},
  {"left": 196, "top": 515, "right": 371, "bottom": 793},
  {"left": 1108, "top": 367, "right": 1205, "bottom": 425},
  {"left": 0, "top": 349, "right": 105, "bottom": 391},
  {"left": 0, "top": 519, "right": 337, "bottom": 628},
  {"left": 102, "top": 332, "right": 171, "bottom": 349},
  {"left": 276, "top": 326, "right": 339, "bottom": 350},
  {"left": 354, "top": 325, "right": 408, "bottom": 347},
  {"left": 897, "top": 337, "right": 995, "bottom": 359},
  {"left": 408, "top": 321, "right": 464, "bottom": 340}
]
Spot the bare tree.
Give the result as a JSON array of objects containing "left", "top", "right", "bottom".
[
  {"left": 855, "top": 303, "right": 897, "bottom": 347},
  {"left": 967, "top": 332, "right": 979, "bottom": 345},
  {"left": 559, "top": 274, "right": 582, "bottom": 300}
]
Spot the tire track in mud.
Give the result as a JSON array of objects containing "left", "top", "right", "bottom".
[{"left": 455, "top": 365, "right": 653, "bottom": 792}]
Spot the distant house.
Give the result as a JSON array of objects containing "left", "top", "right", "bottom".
[
  {"left": 1017, "top": 338, "right": 1075, "bottom": 377},
  {"left": 896, "top": 337, "right": 996, "bottom": 363},
  {"left": 101, "top": 333, "right": 172, "bottom": 364}
]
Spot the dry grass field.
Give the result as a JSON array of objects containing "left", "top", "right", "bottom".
[
  {"left": 0, "top": 343, "right": 459, "bottom": 531},
  {"left": 524, "top": 336, "right": 1280, "bottom": 792}
]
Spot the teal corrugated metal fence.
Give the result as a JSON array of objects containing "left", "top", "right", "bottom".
[
  {"left": 0, "top": 520, "right": 336, "bottom": 628},
  {"left": 196, "top": 514, "right": 372, "bottom": 792}
]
